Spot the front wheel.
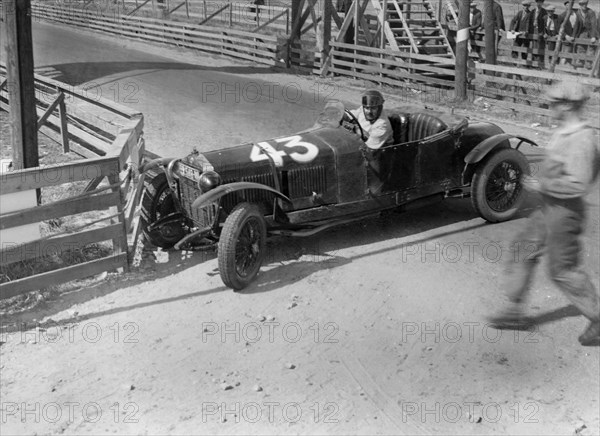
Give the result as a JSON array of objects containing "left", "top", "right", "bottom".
[
  {"left": 471, "top": 148, "right": 529, "bottom": 223},
  {"left": 218, "top": 203, "right": 267, "bottom": 290},
  {"left": 140, "top": 171, "right": 182, "bottom": 249}
]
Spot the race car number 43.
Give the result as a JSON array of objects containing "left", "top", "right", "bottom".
[{"left": 250, "top": 135, "right": 319, "bottom": 167}]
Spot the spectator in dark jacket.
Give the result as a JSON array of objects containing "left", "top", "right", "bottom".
[
  {"left": 574, "top": 0, "right": 597, "bottom": 68},
  {"left": 532, "top": 0, "right": 548, "bottom": 64},
  {"left": 557, "top": 0, "right": 582, "bottom": 64},
  {"left": 510, "top": 0, "right": 534, "bottom": 60},
  {"left": 470, "top": 1, "right": 483, "bottom": 57},
  {"left": 545, "top": 4, "right": 561, "bottom": 61},
  {"left": 545, "top": 5, "right": 560, "bottom": 37},
  {"left": 443, "top": 0, "right": 460, "bottom": 51},
  {"left": 482, "top": 0, "right": 506, "bottom": 53}
]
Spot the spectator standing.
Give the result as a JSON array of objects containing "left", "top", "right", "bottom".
[
  {"left": 558, "top": 0, "right": 581, "bottom": 65},
  {"left": 492, "top": 0, "right": 506, "bottom": 44},
  {"left": 510, "top": 0, "right": 534, "bottom": 60},
  {"left": 545, "top": 5, "right": 561, "bottom": 62},
  {"left": 469, "top": 1, "right": 483, "bottom": 58},
  {"left": 443, "top": 0, "right": 461, "bottom": 51},
  {"left": 545, "top": 4, "right": 560, "bottom": 37},
  {"left": 532, "top": 0, "right": 548, "bottom": 64},
  {"left": 482, "top": 0, "right": 506, "bottom": 57},
  {"left": 573, "top": 0, "right": 597, "bottom": 68}
]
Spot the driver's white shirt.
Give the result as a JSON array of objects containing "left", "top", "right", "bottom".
[{"left": 351, "top": 107, "right": 393, "bottom": 149}]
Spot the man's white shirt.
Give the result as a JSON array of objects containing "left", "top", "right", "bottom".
[{"left": 350, "top": 107, "right": 393, "bottom": 149}]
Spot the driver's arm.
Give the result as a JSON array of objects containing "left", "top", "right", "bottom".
[{"left": 364, "top": 118, "right": 393, "bottom": 149}]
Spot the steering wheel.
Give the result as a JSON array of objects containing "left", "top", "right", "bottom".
[{"left": 342, "top": 109, "right": 367, "bottom": 142}]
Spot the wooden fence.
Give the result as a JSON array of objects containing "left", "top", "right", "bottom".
[
  {"left": 37, "top": 0, "right": 291, "bottom": 34},
  {"left": 469, "top": 62, "right": 600, "bottom": 129},
  {"left": 323, "top": 41, "right": 600, "bottom": 128},
  {"left": 327, "top": 41, "right": 455, "bottom": 86},
  {"left": 32, "top": 3, "right": 284, "bottom": 67},
  {"left": 0, "top": 65, "right": 146, "bottom": 299},
  {"left": 468, "top": 31, "right": 599, "bottom": 77}
]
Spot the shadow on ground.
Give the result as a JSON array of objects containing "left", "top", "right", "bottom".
[{"left": 36, "top": 61, "right": 282, "bottom": 86}]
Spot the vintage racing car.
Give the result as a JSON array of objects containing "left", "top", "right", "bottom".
[{"left": 140, "top": 102, "right": 536, "bottom": 290}]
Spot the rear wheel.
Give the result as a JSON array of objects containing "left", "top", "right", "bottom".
[
  {"left": 218, "top": 203, "right": 267, "bottom": 291},
  {"left": 471, "top": 148, "right": 529, "bottom": 223},
  {"left": 140, "top": 171, "right": 181, "bottom": 248}
]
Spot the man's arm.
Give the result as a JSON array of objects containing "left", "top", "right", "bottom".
[
  {"left": 540, "top": 130, "right": 599, "bottom": 199},
  {"left": 509, "top": 12, "right": 519, "bottom": 31},
  {"left": 365, "top": 119, "right": 393, "bottom": 150}
]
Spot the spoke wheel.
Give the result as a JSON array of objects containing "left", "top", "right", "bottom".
[
  {"left": 140, "top": 171, "right": 181, "bottom": 248},
  {"left": 218, "top": 203, "right": 266, "bottom": 290},
  {"left": 471, "top": 148, "right": 529, "bottom": 223}
]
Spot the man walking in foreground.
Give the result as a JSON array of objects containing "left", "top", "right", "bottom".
[{"left": 489, "top": 82, "right": 600, "bottom": 346}]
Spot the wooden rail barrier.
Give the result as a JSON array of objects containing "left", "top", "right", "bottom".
[
  {"left": 31, "top": 3, "right": 283, "bottom": 66},
  {"left": 470, "top": 62, "right": 600, "bottom": 129},
  {"left": 0, "top": 63, "right": 146, "bottom": 299},
  {"left": 328, "top": 41, "right": 455, "bottom": 87},
  {"left": 33, "top": 0, "right": 291, "bottom": 34},
  {"left": 468, "top": 31, "right": 599, "bottom": 77}
]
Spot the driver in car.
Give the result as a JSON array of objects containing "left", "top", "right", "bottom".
[{"left": 348, "top": 90, "right": 394, "bottom": 150}]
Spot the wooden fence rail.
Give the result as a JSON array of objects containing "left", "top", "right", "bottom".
[
  {"left": 468, "top": 31, "right": 599, "bottom": 77},
  {"left": 31, "top": 3, "right": 284, "bottom": 66},
  {"left": 34, "top": 0, "right": 291, "bottom": 34},
  {"left": 0, "top": 63, "right": 146, "bottom": 299},
  {"left": 328, "top": 42, "right": 455, "bottom": 87}
]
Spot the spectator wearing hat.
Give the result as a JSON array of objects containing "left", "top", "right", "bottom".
[
  {"left": 489, "top": 81, "right": 600, "bottom": 348},
  {"left": 482, "top": 0, "right": 506, "bottom": 58},
  {"left": 510, "top": 1, "right": 534, "bottom": 60},
  {"left": 573, "top": 0, "right": 597, "bottom": 69},
  {"left": 544, "top": 5, "right": 561, "bottom": 62},
  {"left": 557, "top": 0, "right": 582, "bottom": 65},
  {"left": 532, "top": 0, "right": 548, "bottom": 64},
  {"left": 544, "top": 4, "right": 560, "bottom": 37},
  {"left": 443, "top": 0, "right": 460, "bottom": 52},
  {"left": 469, "top": 1, "right": 483, "bottom": 58}
]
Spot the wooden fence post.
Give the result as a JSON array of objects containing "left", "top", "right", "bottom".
[
  {"left": 454, "top": 0, "right": 469, "bottom": 100},
  {"left": 550, "top": 0, "right": 574, "bottom": 73},
  {"left": 58, "top": 95, "right": 70, "bottom": 153},
  {"left": 483, "top": 0, "right": 495, "bottom": 65},
  {"left": 4, "top": 0, "right": 39, "bottom": 171}
]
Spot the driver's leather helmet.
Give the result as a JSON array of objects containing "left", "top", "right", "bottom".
[{"left": 362, "top": 89, "right": 384, "bottom": 123}]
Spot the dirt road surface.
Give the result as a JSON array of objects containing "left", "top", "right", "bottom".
[{"left": 1, "top": 22, "right": 599, "bottom": 436}]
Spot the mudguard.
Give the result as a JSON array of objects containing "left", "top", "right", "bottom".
[
  {"left": 465, "top": 134, "right": 538, "bottom": 165},
  {"left": 191, "top": 182, "right": 292, "bottom": 210},
  {"left": 139, "top": 157, "right": 177, "bottom": 173}
]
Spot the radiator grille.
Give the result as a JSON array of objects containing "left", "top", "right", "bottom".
[
  {"left": 288, "top": 165, "right": 327, "bottom": 198},
  {"left": 178, "top": 177, "right": 218, "bottom": 228}
]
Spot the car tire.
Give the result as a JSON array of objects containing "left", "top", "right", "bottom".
[
  {"left": 140, "top": 171, "right": 180, "bottom": 249},
  {"left": 471, "top": 148, "right": 529, "bottom": 223},
  {"left": 218, "top": 203, "right": 267, "bottom": 291}
]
